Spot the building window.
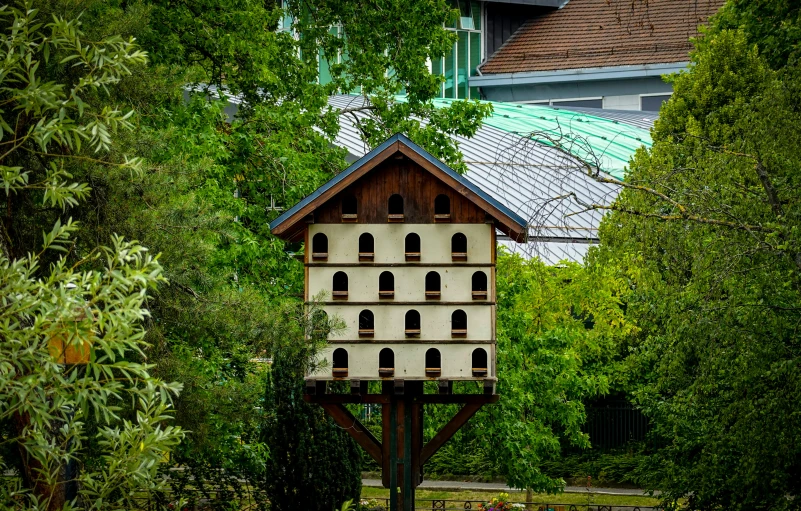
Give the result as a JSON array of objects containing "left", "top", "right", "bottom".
[
  {"left": 472, "top": 271, "right": 487, "bottom": 300},
  {"left": 425, "top": 271, "right": 441, "bottom": 300},
  {"left": 359, "top": 233, "right": 374, "bottom": 261},
  {"left": 551, "top": 98, "right": 603, "bottom": 109},
  {"left": 312, "top": 233, "right": 328, "bottom": 261},
  {"left": 405, "top": 310, "right": 421, "bottom": 336},
  {"left": 332, "top": 271, "right": 348, "bottom": 300},
  {"left": 451, "top": 233, "right": 467, "bottom": 261},
  {"left": 425, "top": 348, "right": 442, "bottom": 377},
  {"left": 433, "top": 0, "right": 482, "bottom": 99},
  {"left": 451, "top": 309, "right": 467, "bottom": 337},
  {"left": 405, "top": 233, "right": 421, "bottom": 261},
  {"left": 434, "top": 194, "right": 451, "bottom": 222},
  {"left": 341, "top": 194, "right": 357, "bottom": 222},
  {"left": 379, "top": 348, "right": 395, "bottom": 377},
  {"left": 472, "top": 348, "right": 488, "bottom": 377},
  {"left": 379, "top": 271, "right": 394, "bottom": 299},
  {"left": 640, "top": 94, "right": 672, "bottom": 112},
  {"left": 359, "top": 309, "right": 374, "bottom": 337},
  {"left": 388, "top": 194, "right": 404, "bottom": 222},
  {"left": 332, "top": 348, "right": 348, "bottom": 378}
]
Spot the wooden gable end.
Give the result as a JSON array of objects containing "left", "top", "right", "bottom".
[{"left": 313, "top": 155, "right": 487, "bottom": 224}]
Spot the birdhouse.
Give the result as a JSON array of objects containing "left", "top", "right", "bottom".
[{"left": 269, "top": 134, "right": 526, "bottom": 392}]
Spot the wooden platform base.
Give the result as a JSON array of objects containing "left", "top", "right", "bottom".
[{"left": 305, "top": 381, "right": 499, "bottom": 511}]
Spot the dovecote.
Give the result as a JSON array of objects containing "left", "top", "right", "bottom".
[{"left": 269, "top": 134, "right": 527, "bottom": 389}]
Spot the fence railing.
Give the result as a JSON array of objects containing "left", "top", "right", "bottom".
[{"left": 362, "top": 499, "right": 663, "bottom": 511}]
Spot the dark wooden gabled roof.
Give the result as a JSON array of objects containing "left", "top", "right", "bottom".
[{"left": 269, "top": 133, "right": 528, "bottom": 242}]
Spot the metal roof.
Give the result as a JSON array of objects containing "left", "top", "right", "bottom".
[
  {"left": 269, "top": 133, "right": 528, "bottom": 236},
  {"left": 327, "top": 95, "right": 637, "bottom": 264},
  {"left": 421, "top": 98, "right": 652, "bottom": 180}
]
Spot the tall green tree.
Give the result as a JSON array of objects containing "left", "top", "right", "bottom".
[
  {"left": 590, "top": 25, "right": 801, "bottom": 509},
  {"left": 0, "top": 3, "right": 184, "bottom": 509}
]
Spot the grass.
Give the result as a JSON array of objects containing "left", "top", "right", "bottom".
[{"left": 360, "top": 488, "right": 661, "bottom": 507}]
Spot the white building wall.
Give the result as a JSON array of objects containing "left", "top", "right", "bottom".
[
  {"left": 602, "top": 94, "right": 641, "bottom": 111},
  {"left": 307, "top": 222, "right": 495, "bottom": 381},
  {"left": 323, "top": 304, "right": 493, "bottom": 341},
  {"left": 311, "top": 343, "right": 496, "bottom": 380},
  {"left": 309, "top": 266, "right": 494, "bottom": 302},
  {"left": 308, "top": 224, "right": 493, "bottom": 264}
]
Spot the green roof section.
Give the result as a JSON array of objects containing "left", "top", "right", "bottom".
[{"left": 425, "top": 98, "right": 653, "bottom": 180}]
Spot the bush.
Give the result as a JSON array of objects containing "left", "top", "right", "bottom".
[{"left": 261, "top": 351, "right": 361, "bottom": 511}]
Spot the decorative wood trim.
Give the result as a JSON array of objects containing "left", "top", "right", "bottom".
[
  {"left": 305, "top": 393, "right": 500, "bottom": 404},
  {"left": 306, "top": 263, "right": 495, "bottom": 267},
  {"left": 310, "top": 301, "right": 496, "bottom": 306},
  {"left": 420, "top": 402, "right": 485, "bottom": 464},
  {"left": 320, "top": 403, "right": 382, "bottom": 464},
  {"left": 324, "top": 339, "right": 495, "bottom": 344},
  {"left": 397, "top": 142, "right": 527, "bottom": 242},
  {"left": 271, "top": 142, "right": 400, "bottom": 237}
]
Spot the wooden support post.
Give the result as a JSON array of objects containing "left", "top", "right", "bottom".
[
  {"left": 307, "top": 383, "right": 497, "bottom": 511},
  {"left": 420, "top": 402, "right": 484, "bottom": 465},
  {"left": 320, "top": 403, "right": 382, "bottom": 465}
]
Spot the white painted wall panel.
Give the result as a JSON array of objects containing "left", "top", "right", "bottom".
[
  {"left": 309, "top": 266, "right": 493, "bottom": 302},
  {"left": 310, "top": 342, "right": 495, "bottom": 380},
  {"left": 323, "top": 304, "right": 493, "bottom": 341},
  {"left": 309, "top": 224, "right": 493, "bottom": 264}
]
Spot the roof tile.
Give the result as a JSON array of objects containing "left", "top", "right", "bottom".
[{"left": 480, "top": 0, "right": 724, "bottom": 75}]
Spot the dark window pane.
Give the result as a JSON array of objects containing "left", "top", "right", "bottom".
[
  {"left": 551, "top": 99, "right": 603, "bottom": 109},
  {"left": 641, "top": 94, "right": 671, "bottom": 112}
]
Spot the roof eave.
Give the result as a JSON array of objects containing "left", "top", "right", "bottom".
[
  {"left": 473, "top": 61, "right": 688, "bottom": 87},
  {"left": 270, "top": 133, "right": 528, "bottom": 243}
]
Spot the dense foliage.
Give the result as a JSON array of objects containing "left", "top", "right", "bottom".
[
  {"left": 591, "top": 19, "right": 801, "bottom": 511},
  {"left": 0, "top": 4, "right": 183, "bottom": 509},
  {"left": 261, "top": 315, "right": 361, "bottom": 511},
  {"left": 1, "top": 0, "right": 493, "bottom": 506}
]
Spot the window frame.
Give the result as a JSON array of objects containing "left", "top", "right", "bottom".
[
  {"left": 404, "top": 309, "right": 421, "bottom": 337},
  {"left": 332, "top": 271, "right": 349, "bottom": 300},
  {"left": 312, "top": 232, "right": 329, "bottom": 261},
  {"left": 378, "top": 271, "right": 395, "bottom": 299},
  {"left": 332, "top": 347, "right": 348, "bottom": 378},
  {"left": 405, "top": 233, "right": 421, "bottom": 261},
  {"left": 358, "top": 232, "right": 375, "bottom": 261}
]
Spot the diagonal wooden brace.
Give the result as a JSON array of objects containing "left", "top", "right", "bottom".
[
  {"left": 321, "top": 403, "right": 383, "bottom": 465},
  {"left": 420, "top": 402, "right": 484, "bottom": 465}
]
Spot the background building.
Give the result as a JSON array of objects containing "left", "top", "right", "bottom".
[{"left": 431, "top": 0, "right": 724, "bottom": 109}]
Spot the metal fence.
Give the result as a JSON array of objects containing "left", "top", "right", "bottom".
[
  {"left": 363, "top": 499, "right": 664, "bottom": 511},
  {"left": 583, "top": 399, "right": 650, "bottom": 449}
]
